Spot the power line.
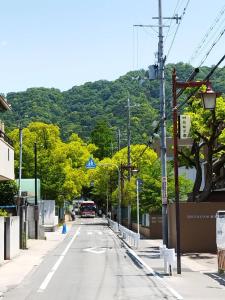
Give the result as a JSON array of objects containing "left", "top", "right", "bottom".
[
  {"left": 165, "top": 0, "right": 191, "bottom": 61},
  {"left": 133, "top": 54, "right": 225, "bottom": 165},
  {"left": 198, "top": 26, "right": 225, "bottom": 67},
  {"left": 189, "top": 5, "right": 225, "bottom": 65},
  {"left": 164, "top": 0, "right": 183, "bottom": 44}
]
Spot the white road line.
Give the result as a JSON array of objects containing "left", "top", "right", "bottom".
[
  {"left": 98, "top": 231, "right": 103, "bottom": 235},
  {"left": 125, "top": 245, "right": 183, "bottom": 300},
  {"left": 37, "top": 227, "right": 81, "bottom": 293},
  {"left": 87, "top": 232, "right": 93, "bottom": 235}
]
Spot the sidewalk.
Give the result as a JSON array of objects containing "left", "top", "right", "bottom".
[
  {"left": 0, "top": 222, "right": 72, "bottom": 297},
  {"left": 131, "top": 238, "right": 225, "bottom": 299}
]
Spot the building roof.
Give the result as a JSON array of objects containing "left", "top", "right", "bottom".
[{"left": 0, "top": 95, "right": 11, "bottom": 111}]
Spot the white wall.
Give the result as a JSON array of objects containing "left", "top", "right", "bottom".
[
  {"left": 5, "top": 217, "right": 20, "bottom": 260},
  {"left": 40, "top": 200, "right": 56, "bottom": 226},
  {"left": 0, "top": 138, "right": 14, "bottom": 180},
  {"left": 0, "top": 217, "right": 4, "bottom": 263}
]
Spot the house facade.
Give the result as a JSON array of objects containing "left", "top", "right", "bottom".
[{"left": 0, "top": 95, "right": 14, "bottom": 181}]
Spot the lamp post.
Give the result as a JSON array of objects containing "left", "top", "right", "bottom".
[{"left": 172, "top": 68, "right": 217, "bottom": 274}]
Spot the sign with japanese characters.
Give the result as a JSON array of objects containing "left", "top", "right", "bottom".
[{"left": 179, "top": 115, "right": 191, "bottom": 139}]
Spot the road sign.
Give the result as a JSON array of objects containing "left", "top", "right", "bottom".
[{"left": 85, "top": 157, "right": 96, "bottom": 169}]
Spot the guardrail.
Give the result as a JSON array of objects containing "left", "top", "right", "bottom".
[
  {"left": 108, "top": 218, "right": 119, "bottom": 233},
  {"left": 107, "top": 218, "right": 140, "bottom": 248},
  {"left": 118, "top": 224, "right": 140, "bottom": 248}
]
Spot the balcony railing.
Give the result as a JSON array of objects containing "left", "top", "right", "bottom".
[{"left": 0, "top": 130, "right": 13, "bottom": 147}]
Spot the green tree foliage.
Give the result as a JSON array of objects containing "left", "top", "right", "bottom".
[
  {"left": 0, "top": 180, "right": 18, "bottom": 206},
  {"left": 89, "top": 145, "right": 192, "bottom": 213},
  {"left": 2, "top": 63, "right": 225, "bottom": 146},
  {"left": 8, "top": 122, "right": 96, "bottom": 205},
  {"left": 90, "top": 120, "right": 114, "bottom": 159},
  {"left": 179, "top": 94, "right": 225, "bottom": 201}
]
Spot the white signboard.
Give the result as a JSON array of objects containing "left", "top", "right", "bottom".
[
  {"left": 179, "top": 115, "right": 191, "bottom": 139},
  {"left": 216, "top": 211, "right": 225, "bottom": 249}
]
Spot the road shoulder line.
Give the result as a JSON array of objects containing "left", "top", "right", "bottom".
[{"left": 37, "top": 226, "right": 81, "bottom": 293}]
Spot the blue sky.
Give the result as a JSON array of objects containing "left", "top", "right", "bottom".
[{"left": 0, "top": 0, "right": 225, "bottom": 93}]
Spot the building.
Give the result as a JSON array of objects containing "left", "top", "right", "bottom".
[{"left": 0, "top": 95, "right": 14, "bottom": 181}]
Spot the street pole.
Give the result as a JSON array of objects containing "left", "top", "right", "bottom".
[
  {"left": 118, "top": 166, "right": 121, "bottom": 225},
  {"left": 172, "top": 68, "right": 211, "bottom": 274},
  {"left": 34, "top": 142, "right": 38, "bottom": 240},
  {"left": 127, "top": 98, "right": 131, "bottom": 181},
  {"left": 18, "top": 125, "right": 23, "bottom": 197},
  {"left": 106, "top": 182, "right": 109, "bottom": 216},
  {"left": 172, "top": 69, "right": 181, "bottom": 274},
  {"left": 158, "top": 0, "right": 168, "bottom": 246},
  {"left": 136, "top": 179, "right": 140, "bottom": 235}
]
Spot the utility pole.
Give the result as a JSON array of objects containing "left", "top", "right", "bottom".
[
  {"left": 127, "top": 98, "right": 131, "bottom": 181},
  {"left": 34, "top": 142, "right": 38, "bottom": 239},
  {"left": 158, "top": 0, "right": 168, "bottom": 247},
  {"left": 18, "top": 124, "right": 23, "bottom": 197},
  {"left": 133, "top": 0, "right": 181, "bottom": 248}
]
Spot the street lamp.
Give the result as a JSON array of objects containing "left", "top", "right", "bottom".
[
  {"left": 172, "top": 68, "right": 218, "bottom": 274},
  {"left": 201, "top": 85, "right": 217, "bottom": 110}
]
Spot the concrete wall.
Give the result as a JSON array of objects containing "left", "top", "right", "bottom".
[
  {"left": 0, "top": 217, "right": 4, "bottom": 264},
  {"left": 27, "top": 206, "right": 45, "bottom": 239},
  {"left": 40, "top": 200, "right": 56, "bottom": 226},
  {"left": 5, "top": 216, "right": 19, "bottom": 260},
  {"left": 0, "top": 138, "right": 14, "bottom": 180},
  {"left": 168, "top": 202, "right": 225, "bottom": 253}
]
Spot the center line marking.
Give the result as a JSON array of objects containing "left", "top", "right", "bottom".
[{"left": 37, "top": 227, "right": 80, "bottom": 293}]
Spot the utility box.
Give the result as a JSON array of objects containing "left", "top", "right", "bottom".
[
  {"left": 216, "top": 211, "right": 225, "bottom": 272},
  {"left": 148, "top": 65, "right": 158, "bottom": 80}
]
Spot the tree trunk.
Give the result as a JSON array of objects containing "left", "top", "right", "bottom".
[
  {"left": 188, "top": 142, "right": 202, "bottom": 202},
  {"left": 198, "top": 145, "right": 213, "bottom": 202}
]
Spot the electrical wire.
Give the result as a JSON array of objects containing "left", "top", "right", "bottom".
[
  {"left": 166, "top": 0, "right": 191, "bottom": 61},
  {"left": 198, "top": 26, "right": 225, "bottom": 67},
  {"left": 189, "top": 5, "right": 225, "bottom": 65},
  {"left": 164, "top": 0, "right": 183, "bottom": 44},
  {"left": 132, "top": 54, "right": 225, "bottom": 166}
]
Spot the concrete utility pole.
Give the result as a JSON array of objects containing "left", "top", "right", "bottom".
[
  {"left": 158, "top": 0, "right": 168, "bottom": 247},
  {"left": 18, "top": 125, "right": 23, "bottom": 197},
  {"left": 127, "top": 98, "right": 132, "bottom": 181}
]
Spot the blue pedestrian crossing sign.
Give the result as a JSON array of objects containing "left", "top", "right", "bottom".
[{"left": 85, "top": 157, "right": 96, "bottom": 169}]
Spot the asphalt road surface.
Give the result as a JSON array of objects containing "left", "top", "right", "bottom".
[{"left": 4, "top": 218, "right": 180, "bottom": 300}]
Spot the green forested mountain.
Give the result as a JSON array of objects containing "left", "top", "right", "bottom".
[{"left": 2, "top": 62, "right": 225, "bottom": 146}]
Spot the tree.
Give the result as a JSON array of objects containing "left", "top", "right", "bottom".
[
  {"left": 9, "top": 122, "right": 95, "bottom": 205},
  {"left": 179, "top": 95, "right": 225, "bottom": 202},
  {"left": 90, "top": 144, "right": 193, "bottom": 213},
  {"left": 0, "top": 180, "right": 18, "bottom": 206},
  {"left": 90, "top": 120, "right": 114, "bottom": 160}
]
